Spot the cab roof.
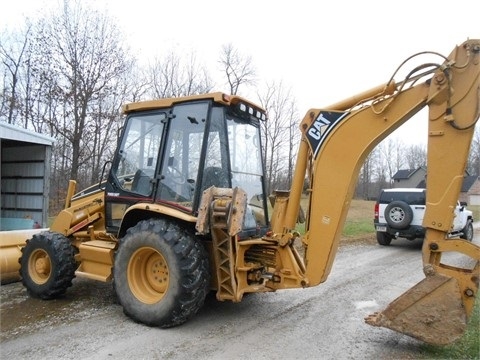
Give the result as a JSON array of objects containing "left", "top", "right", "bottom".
[{"left": 122, "top": 92, "right": 266, "bottom": 118}]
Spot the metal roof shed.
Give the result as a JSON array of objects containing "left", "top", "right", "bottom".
[{"left": 0, "top": 122, "right": 55, "bottom": 230}]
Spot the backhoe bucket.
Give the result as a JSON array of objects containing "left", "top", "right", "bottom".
[{"left": 365, "top": 272, "right": 467, "bottom": 345}]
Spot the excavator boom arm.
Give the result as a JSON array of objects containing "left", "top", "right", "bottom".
[
  {"left": 300, "top": 83, "right": 429, "bottom": 284},
  {"left": 281, "top": 39, "right": 480, "bottom": 345}
]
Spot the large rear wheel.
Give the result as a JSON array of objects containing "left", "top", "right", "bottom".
[
  {"left": 113, "top": 218, "right": 210, "bottom": 327},
  {"left": 20, "top": 231, "right": 76, "bottom": 299}
]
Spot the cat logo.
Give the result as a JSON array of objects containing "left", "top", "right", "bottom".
[{"left": 306, "top": 111, "right": 349, "bottom": 158}]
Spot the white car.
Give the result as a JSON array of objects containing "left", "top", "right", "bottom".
[{"left": 374, "top": 188, "right": 474, "bottom": 245}]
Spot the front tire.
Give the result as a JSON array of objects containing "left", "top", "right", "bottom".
[
  {"left": 461, "top": 220, "right": 474, "bottom": 241},
  {"left": 113, "top": 218, "right": 210, "bottom": 328},
  {"left": 19, "top": 231, "right": 76, "bottom": 299}
]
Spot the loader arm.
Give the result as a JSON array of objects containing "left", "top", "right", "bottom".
[
  {"left": 50, "top": 180, "right": 106, "bottom": 237},
  {"left": 279, "top": 39, "right": 479, "bottom": 345}
]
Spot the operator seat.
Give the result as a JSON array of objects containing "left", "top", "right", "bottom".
[
  {"left": 202, "top": 166, "right": 229, "bottom": 190},
  {"left": 131, "top": 169, "right": 154, "bottom": 196}
]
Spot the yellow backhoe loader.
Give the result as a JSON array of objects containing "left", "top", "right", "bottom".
[{"left": 13, "top": 39, "right": 480, "bottom": 345}]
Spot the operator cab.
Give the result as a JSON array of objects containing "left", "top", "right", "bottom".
[{"left": 105, "top": 93, "right": 269, "bottom": 238}]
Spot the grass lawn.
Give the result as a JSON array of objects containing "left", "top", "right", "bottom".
[{"left": 295, "top": 197, "right": 376, "bottom": 241}]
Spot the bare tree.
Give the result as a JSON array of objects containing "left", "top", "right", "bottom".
[
  {"left": 357, "top": 149, "right": 376, "bottom": 199},
  {"left": 467, "top": 125, "right": 480, "bottom": 175},
  {"left": 219, "top": 43, "right": 256, "bottom": 95},
  {"left": 146, "top": 51, "right": 213, "bottom": 98},
  {"left": 404, "top": 144, "right": 427, "bottom": 169},
  {"left": 0, "top": 24, "right": 32, "bottom": 125},
  {"left": 356, "top": 137, "right": 427, "bottom": 198},
  {"left": 28, "top": 1, "right": 132, "bottom": 187},
  {"left": 377, "top": 138, "right": 406, "bottom": 182},
  {"left": 286, "top": 100, "right": 300, "bottom": 188},
  {"left": 257, "top": 81, "right": 298, "bottom": 193},
  {"left": 217, "top": 44, "right": 300, "bottom": 193}
]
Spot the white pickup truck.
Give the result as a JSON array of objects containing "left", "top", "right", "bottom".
[{"left": 374, "top": 188, "right": 474, "bottom": 245}]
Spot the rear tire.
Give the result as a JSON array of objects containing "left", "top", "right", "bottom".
[
  {"left": 376, "top": 232, "right": 393, "bottom": 246},
  {"left": 19, "top": 231, "right": 76, "bottom": 299},
  {"left": 113, "top": 218, "right": 210, "bottom": 327},
  {"left": 461, "top": 220, "right": 474, "bottom": 241}
]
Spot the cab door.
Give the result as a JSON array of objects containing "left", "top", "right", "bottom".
[
  {"left": 105, "top": 111, "right": 166, "bottom": 233},
  {"left": 155, "top": 101, "right": 210, "bottom": 210}
]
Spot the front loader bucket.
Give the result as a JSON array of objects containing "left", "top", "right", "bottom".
[{"left": 365, "top": 272, "right": 467, "bottom": 345}]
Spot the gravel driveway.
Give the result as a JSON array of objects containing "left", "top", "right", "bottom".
[{"left": 1, "top": 233, "right": 478, "bottom": 360}]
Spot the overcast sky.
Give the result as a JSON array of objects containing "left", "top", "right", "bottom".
[{"left": 1, "top": 0, "right": 479, "bottom": 145}]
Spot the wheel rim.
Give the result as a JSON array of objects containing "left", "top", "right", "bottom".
[
  {"left": 28, "top": 249, "right": 51, "bottom": 284},
  {"left": 389, "top": 207, "right": 405, "bottom": 222},
  {"left": 127, "top": 247, "right": 169, "bottom": 304}
]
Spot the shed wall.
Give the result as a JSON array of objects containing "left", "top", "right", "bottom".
[{"left": 0, "top": 127, "right": 53, "bottom": 230}]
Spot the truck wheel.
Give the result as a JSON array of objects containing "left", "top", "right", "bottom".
[
  {"left": 113, "top": 218, "right": 210, "bottom": 328},
  {"left": 461, "top": 220, "right": 474, "bottom": 241},
  {"left": 376, "top": 232, "right": 392, "bottom": 246},
  {"left": 20, "top": 231, "right": 76, "bottom": 299},
  {"left": 384, "top": 201, "right": 413, "bottom": 229}
]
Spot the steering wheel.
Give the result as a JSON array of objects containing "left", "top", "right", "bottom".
[{"left": 167, "top": 165, "right": 186, "bottom": 185}]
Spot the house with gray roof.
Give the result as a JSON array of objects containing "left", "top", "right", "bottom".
[
  {"left": 392, "top": 166, "right": 479, "bottom": 204},
  {"left": 392, "top": 167, "right": 426, "bottom": 188}
]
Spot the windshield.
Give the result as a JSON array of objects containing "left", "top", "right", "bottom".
[
  {"left": 227, "top": 115, "right": 267, "bottom": 228},
  {"left": 198, "top": 106, "right": 268, "bottom": 230}
]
